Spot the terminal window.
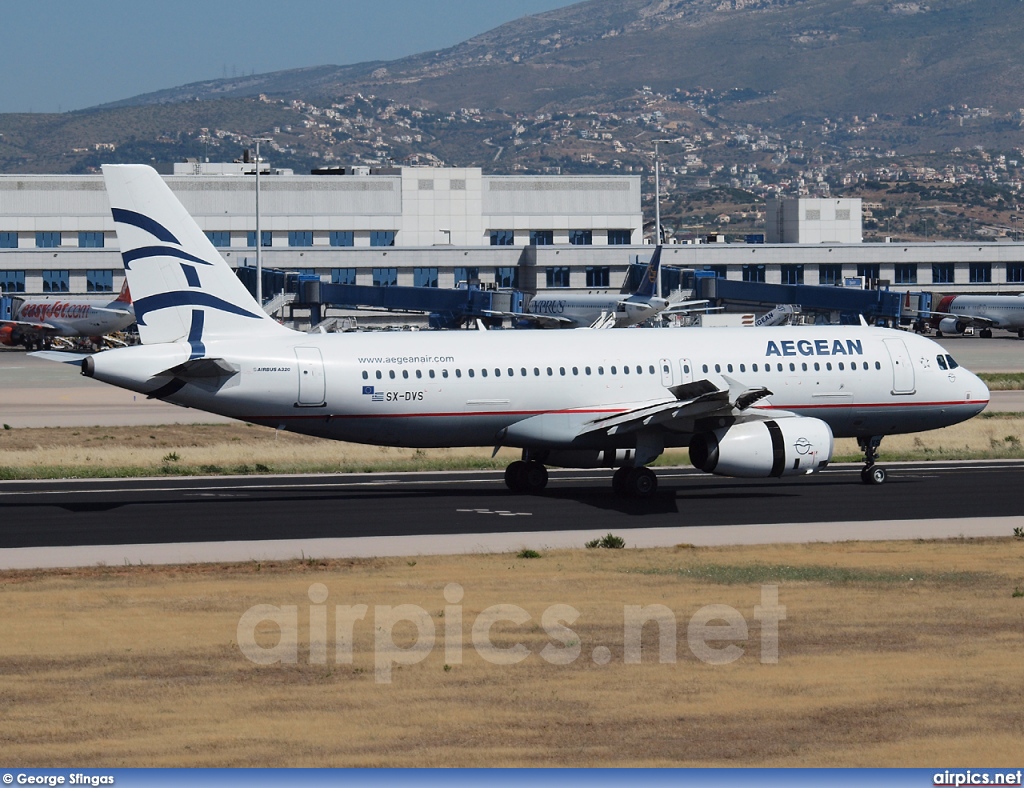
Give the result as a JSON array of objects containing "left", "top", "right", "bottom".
[
  {"left": 330, "top": 231, "right": 354, "bottom": 247},
  {"left": 857, "top": 263, "right": 880, "bottom": 281},
  {"left": 414, "top": 267, "right": 439, "bottom": 288},
  {"left": 370, "top": 231, "right": 396, "bottom": 247},
  {"left": 36, "top": 231, "right": 61, "bottom": 248},
  {"left": 546, "top": 266, "right": 571, "bottom": 288},
  {"left": 0, "top": 232, "right": 18, "bottom": 249},
  {"left": 608, "top": 230, "right": 632, "bottom": 245},
  {"left": 894, "top": 263, "right": 917, "bottom": 285},
  {"left": 570, "top": 230, "right": 593, "bottom": 246},
  {"left": 78, "top": 231, "right": 105, "bottom": 248},
  {"left": 495, "top": 267, "right": 519, "bottom": 288},
  {"left": 742, "top": 264, "right": 766, "bottom": 283},
  {"left": 932, "top": 263, "right": 955, "bottom": 284},
  {"left": 454, "top": 267, "right": 480, "bottom": 285},
  {"left": 86, "top": 269, "right": 114, "bottom": 292},
  {"left": 205, "top": 231, "right": 230, "bottom": 247},
  {"left": 969, "top": 262, "right": 992, "bottom": 284},
  {"left": 490, "top": 230, "right": 514, "bottom": 246},
  {"left": 42, "top": 269, "right": 70, "bottom": 293},
  {"left": 1007, "top": 262, "right": 1024, "bottom": 284},
  {"left": 372, "top": 267, "right": 398, "bottom": 287},
  {"left": 288, "top": 231, "right": 313, "bottom": 247},
  {"left": 331, "top": 268, "right": 357, "bottom": 285},
  {"left": 585, "top": 266, "right": 610, "bottom": 288},
  {"left": 818, "top": 264, "right": 843, "bottom": 285},
  {"left": 247, "top": 231, "right": 272, "bottom": 247},
  {"left": 0, "top": 270, "right": 25, "bottom": 292},
  {"left": 530, "top": 230, "right": 554, "bottom": 246},
  {"left": 781, "top": 264, "right": 804, "bottom": 285}
]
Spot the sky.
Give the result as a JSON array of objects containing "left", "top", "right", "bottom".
[{"left": 2, "top": 0, "right": 578, "bottom": 114}]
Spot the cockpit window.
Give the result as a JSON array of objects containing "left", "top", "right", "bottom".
[
  {"left": 945, "top": 354, "right": 959, "bottom": 370},
  {"left": 936, "top": 355, "right": 948, "bottom": 370}
]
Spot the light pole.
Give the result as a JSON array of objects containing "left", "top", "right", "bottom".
[
  {"left": 1011, "top": 214, "right": 1019, "bottom": 242},
  {"left": 253, "top": 138, "right": 272, "bottom": 306},
  {"left": 652, "top": 139, "right": 672, "bottom": 246}
]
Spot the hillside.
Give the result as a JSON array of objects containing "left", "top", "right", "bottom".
[
  {"left": 2, "top": 0, "right": 1023, "bottom": 242},
  {"left": 102, "top": 0, "right": 1024, "bottom": 122}
]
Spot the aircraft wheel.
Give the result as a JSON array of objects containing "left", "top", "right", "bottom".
[
  {"left": 612, "top": 466, "right": 631, "bottom": 497},
  {"left": 935, "top": 331, "right": 943, "bottom": 338},
  {"left": 1018, "top": 329, "right": 1024, "bottom": 339},
  {"left": 523, "top": 461, "right": 548, "bottom": 492},
  {"left": 627, "top": 467, "right": 658, "bottom": 499},
  {"left": 981, "top": 329, "right": 993, "bottom": 339},
  {"left": 860, "top": 466, "right": 887, "bottom": 485},
  {"left": 504, "top": 461, "right": 527, "bottom": 493}
]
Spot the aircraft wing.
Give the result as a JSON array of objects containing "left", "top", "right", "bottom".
[
  {"left": 577, "top": 376, "right": 773, "bottom": 438},
  {"left": 1, "top": 318, "right": 58, "bottom": 331},
  {"left": 662, "top": 299, "right": 712, "bottom": 314},
  {"left": 482, "top": 310, "right": 577, "bottom": 328},
  {"left": 89, "top": 307, "right": 134, "bottom": 317},
  {"left": 926, "top": 310, "right": 998, "bottom": 329}
]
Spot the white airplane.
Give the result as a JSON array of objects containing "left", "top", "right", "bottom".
[
  {"left": 35, "top": 165, "right": 990, "bottom": 497},
  {"left": 1, "top": 280, "right": 134, "bottom": 350},
  {"left": 929, "top": 293, "right": 1024, "bottom": 338},
  {"left": 507, "top": 247, "right": 670, "bottom": 328}
]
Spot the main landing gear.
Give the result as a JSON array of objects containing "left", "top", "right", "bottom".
[
  {"left": 612, "top": 466, "right": 658, "bottom": 499},
  {"left": 502, "top": 456, "right": 659, "bottom": 498},
  {"left": 858, "top": 435, "right": 886, "bottom": 485},
  {"left": 504, "top": 460, "right": 549, "bottom": 493}
]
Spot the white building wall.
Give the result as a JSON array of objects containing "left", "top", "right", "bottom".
[{"left": 767, "top": 197, "right": 862, "bottom": 243}]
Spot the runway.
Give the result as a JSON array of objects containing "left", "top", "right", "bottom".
[{"left": 2, "top": 461, "right": 1022, "bottom": 569}]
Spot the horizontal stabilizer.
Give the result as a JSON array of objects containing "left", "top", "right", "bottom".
[{"left": 27, "top": 350, "right": 90, "bottom": 365}]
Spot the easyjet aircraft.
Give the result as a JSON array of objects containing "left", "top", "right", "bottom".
[
  {"left": 2, "top": 280, "right": 134, "bottom": 350},
  {"left": 34, "top": 165, "right": 990, "bottom": 497}
]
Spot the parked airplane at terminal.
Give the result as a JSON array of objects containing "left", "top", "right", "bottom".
[
  {"left": 1, "top": 281, "right": 134, "bottom": 350},
  {"left": 508, "top": 247, "right": 670, "bottom": 328},
  {"left": 930, "top": 293, "right": 1024, "bottom": 338},
  {"left": 37, "top": 165, "right": 990, "bottom": 497}
]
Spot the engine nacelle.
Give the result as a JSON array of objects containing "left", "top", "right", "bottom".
[
  {"left": 938, "top": 317, "right": 967, "bottom": 335},
  {"left": 0, "top": 325, "right": 15, "bottom": 346},
  {"left": 689, "top": 418, "right": 834, "bottom": 478}
]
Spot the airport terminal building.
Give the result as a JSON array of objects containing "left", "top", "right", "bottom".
[{"left": 1, "top": 165, "right": 1023, "bottom": 299}]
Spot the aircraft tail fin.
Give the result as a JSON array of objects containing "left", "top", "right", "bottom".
[
  {"left": 634, "top": 245, "right": 662, "bottom": 298},
  {"left": 112, "top": 278, "right": 132, "bottom": 305},
  {"left": 102, "top": 164, "right": 291, "bottom": 349}
]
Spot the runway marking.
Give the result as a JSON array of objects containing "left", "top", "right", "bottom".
[{"left": 457, "top": 508, "right": 533, "bottom": 516}]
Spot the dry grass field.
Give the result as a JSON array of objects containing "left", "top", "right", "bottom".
[
  {"left": 2, "top": 540, "right": 1023, "bottom": 767},
  {"left": 1, "top": 414, "right": 1023, "bottom": 479}
]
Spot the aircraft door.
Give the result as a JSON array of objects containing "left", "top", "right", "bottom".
[
  {"left": 678, "top": 358, "right": 694, "bottom": 385},
  {"left": 659, "top": 358, "right": 673, "bottom": 387},
  {"left": 295, "top": 347, "right": 326, "bottom": 407},
  {"left": 883, "top": 338, "right": 915, "bottom": 395}
]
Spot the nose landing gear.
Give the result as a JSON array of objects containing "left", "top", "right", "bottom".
[{"left": 858, "top": 435, "right": 886, "bottom": 485}]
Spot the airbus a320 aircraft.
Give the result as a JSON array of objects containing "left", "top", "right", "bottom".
[
  {"left": 36, "top": 165, "right": 990, "bottom": 497},
  {"left": 505, "top": 247, "right": 670, "bottom": 328},
  {"left": 2, "top": 280, "right": 134, "bottom": 350},
  {"left": 929, "top": 293, "right": 1024, "bottom": 338}
]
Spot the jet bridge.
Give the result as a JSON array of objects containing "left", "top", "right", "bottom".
[
  {"left": 235, "top": 266, "right": 525, "bottom": 329},
  {"left": 694, "top": 276, "right": 904, "bottom": 325}
]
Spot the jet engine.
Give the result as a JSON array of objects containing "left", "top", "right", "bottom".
[
  {"left": 689, "top": 418, "right": 833, "bottom": 478},
  {"left": 0, "top": 325, "right": 15, "bottom": 346},
  {"left": 938, "top": 317, "right": 967, "bottom": 335}
]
